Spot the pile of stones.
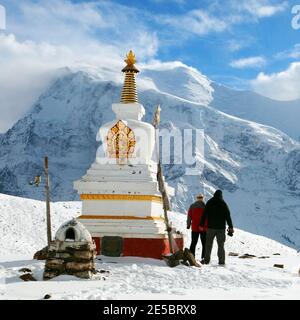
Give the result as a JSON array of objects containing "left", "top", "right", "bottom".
[{"left": 43, "top": 219, "right": 96, "bottom": 280}]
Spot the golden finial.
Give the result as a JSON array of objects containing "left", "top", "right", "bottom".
[
  {"left": 121, "top": 50, "right": 139, "bottom": 103},
  {"left": 125, "top": 50, "right": 136, "bottom": 66}
]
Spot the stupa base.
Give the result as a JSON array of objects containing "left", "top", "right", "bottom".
[{"left": 92, "top": 235, "right": 184, "bottom": 259}]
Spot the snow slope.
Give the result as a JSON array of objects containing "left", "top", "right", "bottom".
[
  {"left": 0, "top": 194, "right": 299, "bottom": 300},
  {"left": 141, "top": 62, "right": 213, "bottom": 106},
  {"left": 211, "top": 83, "right": 300, "bottom": 140},
  {"left": 1, "top": 66, "right": 300, "bottom": 249},
  {"left": 0, "top": 193, "right": 81, "bottom": 256}
]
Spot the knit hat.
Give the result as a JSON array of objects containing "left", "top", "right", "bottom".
[
  {"left": 214, "top": 190, "right": 223, "bottom": 199},
  {"left": 196, "top": 193, "right": 204, "bottom": 200}
]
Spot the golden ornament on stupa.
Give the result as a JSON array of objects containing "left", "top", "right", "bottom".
[{"left": 120, "top": 50, "right": 139, "bottom": 103}]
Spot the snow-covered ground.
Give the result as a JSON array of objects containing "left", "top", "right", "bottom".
[{"left": 0, "top": 194, "right": 299, "bottom": 300}]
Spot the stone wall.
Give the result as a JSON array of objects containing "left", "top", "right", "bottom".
[{"left": 43, "top": 240, "right": 96, "bottom": 280}]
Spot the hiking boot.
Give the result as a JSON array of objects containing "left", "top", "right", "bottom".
[{"left": 200, "top": 259, "right": 209, "bottom": 265}]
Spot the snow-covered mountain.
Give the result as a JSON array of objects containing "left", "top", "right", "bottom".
[
  {"left": 141, "top": 62, "right": 213, "bottom": 106},
  {"left": 0, "top": 63, "right": 299, "bottom": 250},
  {"left": 142, "top": 63, "right": 300, "bottom": 140},
  {"left": 211, "top": 83, "right": 300, "bottom": 140}
]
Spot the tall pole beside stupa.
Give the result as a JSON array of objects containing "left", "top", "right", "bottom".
[
  {"left": 44, "top": 156, "right": 52, "bottom": 247},
  {"left": 153, "top": 105, "right": 174, "bottom": 255}
]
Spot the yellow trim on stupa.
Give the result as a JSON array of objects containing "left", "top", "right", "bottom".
[
  {"left": 77, "top": 215, "right": 165, "bottom": 221},
  {"left": 80, "top": 194, "right": 162, "bottom": 203},
  {"left": 120, "top": 50, "right": 139, "bottom": 103}
]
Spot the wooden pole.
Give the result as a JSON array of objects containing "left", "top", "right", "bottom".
[
  {"left": 152, "top": 105, "right": 174, "bottom": 254},
  {"left": 44, "top": 156, "right": 52, "bottom": 247}
]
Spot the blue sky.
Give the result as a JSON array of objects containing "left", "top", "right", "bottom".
[
  {"left": 109, "top": 0, "right": 299, "bottom": 87},
  {"left": 0, "top": 0, "right": 300, "bottom": 131}
]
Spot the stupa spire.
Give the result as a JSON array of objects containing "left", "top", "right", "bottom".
[{"left": 120, "top": 50, "right": 139, "bottom": 103}]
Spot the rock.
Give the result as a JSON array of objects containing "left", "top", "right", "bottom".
[
  {"left": 65, "top": 261, "right": 94, "bottom": 272},
  {"left": 33, "top": 246, "right": 48, "bottom": 260},
  {"left": 45, "top": 259, "right": 65, "bottom": 271},
  {"left": 18, "top": 268, "right": 32, "bottom": 273},
  {"left": 65, "top": 243, "right": 96, "bottom": 252},
  {"left": 69, "top": 270, "right": 93, "bottom": 279},
  {"left": 95, "top": 269, "right": 110, "bottom": 274},
  {"left": 43, "top": 270, "right": 60, "bottom": 280},
  {"left": 163, "top": 256, "right": 180, "bottom": 268},
  {"left": 163, "top": 248, "right": 201, "bottom": 268},
  {"left": 72, "top": 250, "right": 95, "bottom": 260},
  {"left": 162, "top": 250, "right": 183, "bottom": 268},
  {"left": 273, "top": 253, "right": 281, "bottom": 256},
  {"left": 298, "top": 269, "right": 300, "bottom": 276},
  {"left": 20, "top": 273, "right": 36, "bottom": 281},
  {"left": 239, "top": 254, "right": 256, "bottom": 259},
  {"left": 48, "top": 251, "right": 71, "bottom": 259},
  {"left": 43, "top": 294, "right": 52, "bottom": 299},
  {"left": 273, "top": 264, "right": 284, "bottom": 269},
  {"left": 49, "top": 241, "right": 95, "bottom": 253},
  {"left": 183, "top": 248, "right": 201, "bottom": 267},
  {"left": 258, "top": 256, "right": 270, "bottom": 259},
  {"left": 228, "top": 252, "right": 239, "bottom": 257},
  {"left": 44, "top": 236, "right": 96, "bottom": 280}
]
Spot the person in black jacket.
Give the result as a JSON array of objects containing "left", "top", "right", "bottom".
[{"left": 199, "top": 190, "right": 234, "bottom": 265}]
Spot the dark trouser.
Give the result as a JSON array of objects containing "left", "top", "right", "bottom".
[
  {"left": 204, "top": 228, "right": 226, "bottom": 264},
  {"left": 190, "top": 231, "right": 206, "bottom": 259}
]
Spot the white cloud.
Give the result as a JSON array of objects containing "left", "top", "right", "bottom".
[
  {"left": 227, "top": 40, "right": 245, "bottom": 52},
  {"left": 252, "top": 62, "right": 300, "bottom": 100},
  {"left": 180, "top": 9, "right": 228, "bottom": 35},
  {"left": 158, "top": 0, "right": 287, "bottom": 38},
  {"left": 227, "top": 37, "right": 255, "bottom": 52},
  {"left": 233, "top": 0, "right": 288, "bottom": 18},
  {"left": 230, "top": 56, "right": 266, "bottom": 68},
  {"left": 160, "top": 9, "right": 228, "bottom": 36},
  {"left": 0, "top": 0, "right": 159, "bottom": 133},
  {"left": 275, "top": 44, "right": 300, "bottom": 60},
  {"left": 8, "top": 0, "right": 158, "bottom": 59}
]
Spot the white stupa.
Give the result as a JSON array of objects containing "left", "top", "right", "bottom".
[{"left": 74, "top": 50, "right": 183, "bottom": 258}]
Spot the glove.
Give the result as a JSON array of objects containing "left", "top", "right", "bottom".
[
  {"left": 227, "top": 228, "right": 234, "bottom": 236},
  {"left": 187, "top": 224, "right": 190, "bottom": 229},
  {"left": 199, "top": 226, "right": 204, "bottom": 232}
]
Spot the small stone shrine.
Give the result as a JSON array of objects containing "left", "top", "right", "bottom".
[{"left": 43, "top": 218, "right": 96, "bottom": 280}]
